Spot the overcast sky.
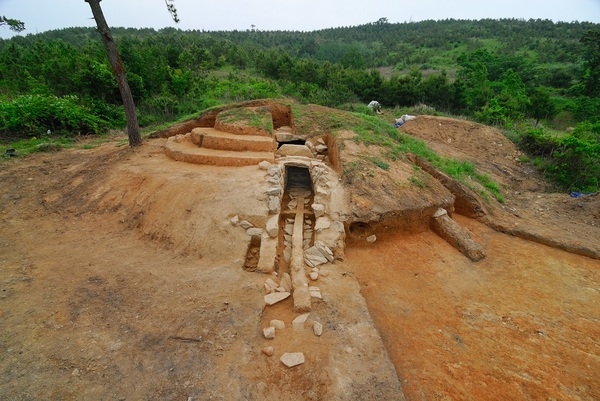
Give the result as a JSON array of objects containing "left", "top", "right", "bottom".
[{"left": 1, "top": 0, "right": 599, "bottom": 39}]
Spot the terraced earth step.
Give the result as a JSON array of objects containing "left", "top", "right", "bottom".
[
  {"left": 192, "top": 127, "right": 275, "bottom": 153},
  {"left": 165, "top": 136, "right": 274, "bottom": 167}
]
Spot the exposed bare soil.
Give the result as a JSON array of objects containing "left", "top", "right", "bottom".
[{"left": 1, "top": 110, "right": 599, "bottom": 400}]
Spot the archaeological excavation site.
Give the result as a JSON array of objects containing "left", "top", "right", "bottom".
[{"left": 2, "top": 99, "right": 599, "bottom": 400}]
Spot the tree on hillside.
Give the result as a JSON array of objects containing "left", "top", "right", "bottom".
[
  {"left": 84, "top": 0, "right": 178, "bottom": 147},
  {"left": 580, "top": 29, "right": 600, "bottom": 97},
  {"left": 0, "top": 16, "right": 25, "bottom": 32}
]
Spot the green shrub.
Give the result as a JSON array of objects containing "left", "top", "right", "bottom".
[
  {"left": 519, "top": 125, "right": 600, "bottom": 192},
  {"left": 0, "top": 94, "right": 105, "bottom": 138}
]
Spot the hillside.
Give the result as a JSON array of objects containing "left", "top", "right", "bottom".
[{"left": 1, "top": 102, "right": 599, "bottom": 400}]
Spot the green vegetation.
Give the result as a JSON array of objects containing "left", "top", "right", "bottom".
[
  {"left": 0, "top": 19, "right": 598, "bottom": 191},
  {"left": 217, "top": 106, "right": 274, "bottom": 133}
]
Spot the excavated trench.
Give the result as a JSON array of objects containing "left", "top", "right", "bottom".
[{"left": 277, "top": 166, "right": 315, "bottom": 275}]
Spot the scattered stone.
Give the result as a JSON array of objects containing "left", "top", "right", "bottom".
[
  {"left": 316, "top": 138, "right": 326, "bottom": 145},
  {"left": 230, "top": 215, "right": 240, "bottom": 226},
  {"left": 314, "top": 217, "right": 331, "bottom": 232},
  {"left": 275, "top": 132, "right": 294, "bottom": 142},
  {"left": 316, "top": 187, "right": 329, "bottom": 197},
  {"left": 246, "top": 227, "right": 263, "bottom": 236},
  {"left": 277, "top": 144, "right": 314, "bottom": 158},
  {"left": 270, "top": 320, "right": 285, "bottom": 330},
  {"left": 309, "top": 271, "right": 319, "bottom": 281},
  {"left": 276, "top": 287, "right": 286, "bottom": 292},
  {"left": 313, "top": 321, "right": 323, "bottom": 336},
  {"left": 258, "top": 161, "right": 271, "bottom": 170},
  {"left": 267, "top": 177, "right": 280, "bottom": 185},
  {"left": 315, "top": 144, "right": 327, "bottom": 153},
  {"left": 331, "top": 221, "right": 345, "bottom": 233},
  {"left": 319, "top": 269, "right": 330, "bottom": 277},
  {"left": 264, "top": 278, "right": 279, "bottom": 293},
  {"left": 280, "top": 273, "right": 292, "bottom": 292},
  {"left": 268, "top": 196, "right": 280, "bottom": 214},
  {"left": 239, "top": 220, "right": 253, "bottom": 229},
  {"left": 304, "top": 247, "right": 329, "bottom": 267},
  {"left": 433, "top": 208, "right": 448, "bottom": 218},
  {"left": 266, "top": 214, "right": 279, "bottom": 238},
  {"left": 309, "top": 286, "right": 322, "bottom": 299},
  {"left": 292, "top": 313, "right": 310, "bottom": 328},
  {"left": 262, "top": 346, "right": 274, "bottom": 357},
  {"left": 366, "top": 235, "right": 377, "bottom": 243},
  {"left": 266, "top": 187, "right": 281, "bottom": 196},
  {"left": 284, "top": 224, "right": 294, "bottom": 235},
  {"left": 264, "top": 292, "right": 290, "bottom": 306},
  {"left": 312, "top": 203, "right": 325, "bottom": 217},
  {"left": 314, "top": 241, "right": 334, "bottom": 262},
  {"left": 263, "top": 326, "right": 276, "bottom": 339},
  {"left": 280, "top": 352, "right": 305, "bottom": 368},
  {"left": 268, "top": 166, "right": 281, "bottom": 177}
]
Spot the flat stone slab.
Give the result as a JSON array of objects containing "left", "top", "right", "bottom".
[
  {"left": 280, "top": 352, "right": 305, "bottom": 368},
  {"left": 277, "top": 144, "right": 314, "bottom": 158},
  {"left": 264, "top": 292, "right": 290, "bottom": 306}
]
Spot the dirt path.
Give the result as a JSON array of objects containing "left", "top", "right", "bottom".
[{"left": 346, "top": 215, "right": 600, "bottom": 401}]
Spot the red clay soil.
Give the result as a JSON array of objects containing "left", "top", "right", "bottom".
[{"left": 346, "top": 216, "right": 600, "bottom": 401}]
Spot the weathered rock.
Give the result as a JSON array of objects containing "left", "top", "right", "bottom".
[
  {"left": 366, "top": 235, "right": 377, "bottom": 243},
  {"left": 331, "top": 221, "right": 345, "bottom": 233},
  {"left": 266, "top": 187, "right": 281, "bottom": 196},
  {"left": 270, "top": 319, "right": 285, "bottom": 330},
  {"left": 314, "top": 241, "right": 334, "bottom": 262},
  {"left": 304, "top": 247, "right": 329, "bottom": 267},
  {"left": 267, "top": 177, "right": 280, "bottom": 185},
  {"left": 263, "top": 326, "right": 275, "bottom": 339},
  {"left": 319, "top": 269, "right": 330, "bottom": 277},
  {"left": 239, "top": 220, "right": 253, "bottom": 229},
  {"left": 266, "top": 214, "right": 279, "bottom": 238},
  {"left": 315, "top": 144, "right": 328, "bottom": 153},
  {"left": 280, "top": 352, "right": 305, "bottom": 368},
  {"left": 268, "top": 196, "right": 280, "bottom": 214},
  {"left": 230, "top": 215, "right": 240, "bottom": 226},
  {"left": 275, "top": 132, "right": 295, "bottom": 142},
  {"left": 262, "top": 346, "right": 274, "bottom": 356},
  {"left": 312, "top": 203, "right": 325, "bottom": 217},
  {"left": 264, "top": 278, "right": 279, "bottom": 293},
  {"left": 314, "top": 217, "right": 331, "bottom": 232},
  {"left": 292, "top": 313, "right": 310, "bottom": 328},
  {"left": 268, "top": 166, "right": 281, "bottom": 177},
  {"left": 313, "top": 321, "right": 323, "bottom": 336},
  {"left": 309, "top": 271, "right": 319, "bottom": 281},
  {"left": 264, "top": 292, "right": 290, "bottom": 306},
  {"left": 431, "top": 209, "right": 486, "bottom": 262},
  {"left": 277, "top": 144, "right": 314, "bottom": 158},
  {"left": 280, "top": 273, "right": 292, "bottom": 292},
  {"left": 258, "top": 161, "right": 271, "bottom": 170},
  {"left": 309, "top": 286, "right": 322, "bottom": 299},
  {"left": 246, "top": 227, "right": 263, "bottom": 236}
]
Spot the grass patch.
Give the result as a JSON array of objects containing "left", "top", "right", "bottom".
[
  {"left": 1, "top": 136, "right": 76, "bottom": 158},
  {"left": 216, "top": 106, "right": 274, "bottom": 134}
]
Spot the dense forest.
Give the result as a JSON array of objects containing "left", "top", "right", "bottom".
[{"left": 0, "top": 18, "right": 599, "bottom": 191}]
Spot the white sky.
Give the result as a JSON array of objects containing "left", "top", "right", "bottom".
[{"left": 1, "top": 0, "right": 599, "bottom": 39}]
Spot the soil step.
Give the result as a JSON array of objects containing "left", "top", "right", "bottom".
[
  {"left": 165, "top": 136, "right": 274, "bottom": 167},
  {"left": 193, "top": 127, "right": 275, "bottom": 153}
]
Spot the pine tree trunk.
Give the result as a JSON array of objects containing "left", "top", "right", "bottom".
[{"left": 85, "top": 0, "right": 141, "bottom": 147}]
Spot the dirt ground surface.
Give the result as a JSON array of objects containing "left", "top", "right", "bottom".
[{"left": 1, "top": 112, "right": 599, "bottom": 400}]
